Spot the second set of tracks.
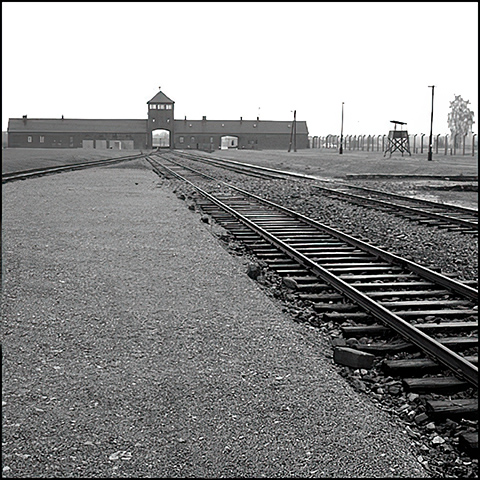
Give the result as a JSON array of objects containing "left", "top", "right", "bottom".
[{"left": 172, "top": 150, "right": 478, "bottom": 235}]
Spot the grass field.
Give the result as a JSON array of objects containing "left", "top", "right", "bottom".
[{"left": 212, "top": 148, "right": 478, "bottom": 178}]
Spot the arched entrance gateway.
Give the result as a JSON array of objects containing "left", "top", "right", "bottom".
[
  {"left": 147, "top": 89, "right": 175, "bottom": 149},
  {"left": 151, "top": 129, "right": 171, "bottom": 148}
]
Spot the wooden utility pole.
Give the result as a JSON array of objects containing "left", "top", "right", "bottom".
[
  {"left": 288, "top": 110, "right": 297, "bottom": 152},
  {"left": 428, "top": 85, "right": 435, "bottom": 161},
  {"left": 339, "top": 102, "right": 344, "bottom": 154}
]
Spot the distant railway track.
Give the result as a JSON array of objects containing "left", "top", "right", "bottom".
[
  {"left": 172, "top": 150, "right": 478, "bottom": 235},
  {"left": 312, "top": 183, "right": 478, "bottom": 235},
  {"left": 2, "top": 153, "right": 147, "bottom": 183}
]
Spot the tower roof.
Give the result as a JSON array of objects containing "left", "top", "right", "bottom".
[{"left": 147, "top": 91, "right": 174, "bottom": 104}]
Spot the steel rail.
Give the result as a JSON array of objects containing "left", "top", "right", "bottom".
[
  {"left": 150, "top": 157, "right": 478, "bottom": 387},
  {"left": 174, "top": 151, "right": 478, "bottom": 227},
  {"left": 174, "top": 150, "right": 323, "bottom": 180},
  {"left": 341, "top": 183, "right": 478, "bottom": 215},
  {"left": 2, "top": 153, "right": 146, "bottom": 183},
  {"left": 155, "top": 153, "right": 478, "bottom": 301},
  {"left": 172, "top": 151, "right": 288, "bottom": 180},
  {"left": 312, "top": 185, "right": 478, "bottom": 229}
]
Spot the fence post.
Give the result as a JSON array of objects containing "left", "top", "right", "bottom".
[
  {"left": 473, "top": 134, "right": 476, "bottom": 156},
  {"left": 452, "top": 134, "right": 458, "bottom": 155},
  {"left": 445, "top": 135, "right": 448, "bottom": 155},
  {"left": 436, "top": 134, "right": 440, "bottom": 154},
  {"left": 463, "top": 134, "right": 467, "bottom": 155},
  {"left": 382, "top": 135, "right": 385, "bottom": 152},
  {"left": 421, "top": 134, "right": 425, "bottom": 153},
  {"left": 413, "top": 134, "right": 417, "bottom": 153}
]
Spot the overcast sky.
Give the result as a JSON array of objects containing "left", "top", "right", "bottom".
[{"left": 2, "top": 2, "right": 478, "bottom": 136}]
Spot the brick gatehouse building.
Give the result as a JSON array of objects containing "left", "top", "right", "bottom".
[{"left": 7, "top": 90, "right": 309, "bottom": 151}]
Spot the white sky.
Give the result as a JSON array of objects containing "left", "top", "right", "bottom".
[{"left": 2, "top": 2, "right": 478, "bottom": 136}]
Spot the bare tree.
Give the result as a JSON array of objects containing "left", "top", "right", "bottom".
[{"left": 447, "top": 94, "right": 475, "bottom": 148}]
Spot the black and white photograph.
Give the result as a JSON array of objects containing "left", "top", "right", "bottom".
[{"left": 2, "top": 2, "right": 478, "bottom": 478}]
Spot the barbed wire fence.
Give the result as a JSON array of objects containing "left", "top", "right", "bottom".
[{"left": 309, "top": 133, "right": 478, "bottom": 156}]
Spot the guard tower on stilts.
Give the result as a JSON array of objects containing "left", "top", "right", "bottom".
[{"left": 384, "top": 120, "right": 411, "bottom": 157}]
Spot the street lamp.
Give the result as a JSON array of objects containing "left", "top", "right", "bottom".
[
  {"left": 339, "top": 102, "right": 344, "bottom": 154},
  {"left": 428, "top": 85, "right": 435, "bottom": 161}
]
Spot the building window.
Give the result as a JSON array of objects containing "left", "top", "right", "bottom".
[
  {"left": 179, "top": 136, "right": 184, "bottom": 143},
  {"left": 27, "top": 136, "right": 32, "bottom": 143},
  {"left": 40, "top": 136, "right": 44, "bottom": 143},
  {"left": 166, "top": 105, "right": 172, "bottom": 110},
  {"left": 190, "top": 136, "right": 195, "bottom": 142},
  {"left": 210, "top": 137, "right": 214, "bottom": 143}
]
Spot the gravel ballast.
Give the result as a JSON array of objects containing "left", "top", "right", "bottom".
[{"left": 2, "top": 163, "right": 430, "bottom": 477}]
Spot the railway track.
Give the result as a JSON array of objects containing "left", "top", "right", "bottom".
[
  {"left": 172, "top": 150, "right": 478, "bottom": 235},
  {"left": 312, "top": 183, "right": 478, "bottom": 235},
  {"left": 148, "top": 152, "right": 478, "bottom": 457},
  {"left": 1, "top": 153, "right": 147, "bottom": 183}
]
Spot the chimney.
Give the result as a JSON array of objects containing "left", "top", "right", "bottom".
[
  {"left": 240, "top": 117, "right": 242, "bottom": 122},
  {"left": 202, "top": 116, "right": 206, "bottom": 121},
  {"left": 184, "top": 116, "right": 187, "bottom": 121},
  {"left": 256, "top": 116, "right": 259, "bottom": 121},
  {"left": 61, "top": 115, "right": 64, "bottom": 120},
  {"left": 22, "top": 115, "right": 27, "bottom": 125}
]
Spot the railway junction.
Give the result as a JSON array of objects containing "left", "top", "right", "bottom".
[{"left": 2, "top": 148, "right": 477, "bottom": 478}]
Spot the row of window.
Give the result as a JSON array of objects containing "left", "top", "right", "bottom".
[
  {"left": 28, "top": 136, "right": 69, "bottom": 143},
  {"left": 149, "top": 104, "right": 172, "bottom": 110},
  {"left": 178, "top": 136, "right": 214, "bottom": 143}
]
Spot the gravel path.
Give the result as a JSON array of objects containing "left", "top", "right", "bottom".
[{"left": 2, "top": 163, "right": 427, "bottom": 477}]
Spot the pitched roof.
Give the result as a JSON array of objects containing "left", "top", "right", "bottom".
[
  {"left": 174, "top": 119, "right": 308, "bottom": 135},
  {"left": 147, "top": 91, "right": 174, "bottom": 104},
  {"left": 7, "top": 117, "right": 309, "bottom": 136},
  {"left": 8, "top": 118, "right": 147, "bottom": 133}
]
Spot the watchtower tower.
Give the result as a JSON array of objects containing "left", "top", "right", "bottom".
[
  {"left": 147, "top": 89, "right": 175, "bottom": 149},
  {"left": 384, "top": 120, "right": 411, "bottom": 157}
]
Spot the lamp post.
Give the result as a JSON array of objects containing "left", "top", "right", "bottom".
[
  {"left": 428, "top": 85, "right": 435, "bottom": 161},
  {"left": 339, "top": 102, "right": 344, "bottom": 154}
]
